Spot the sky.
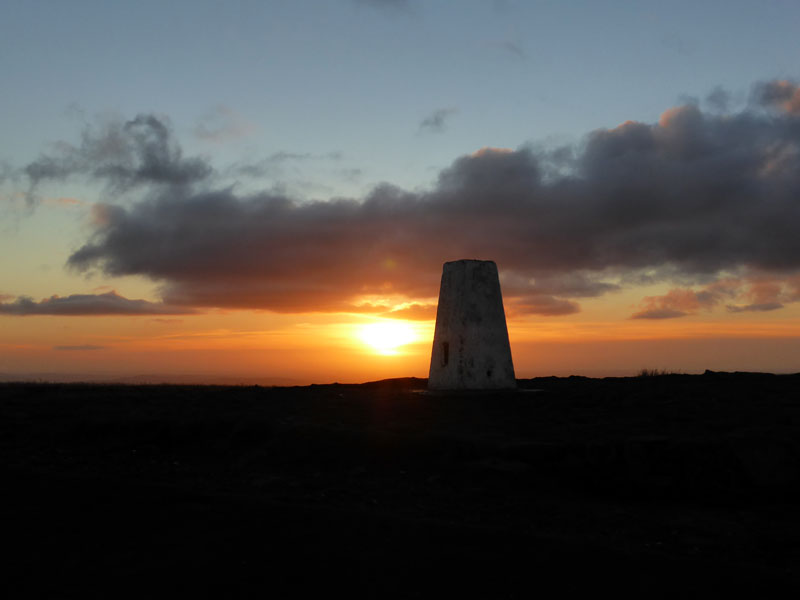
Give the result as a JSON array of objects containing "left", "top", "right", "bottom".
[{"left": 2, "top": 0, "right": 800, "bottom": 383}]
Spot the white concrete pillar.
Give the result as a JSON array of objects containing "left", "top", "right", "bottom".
[{"left": 428, "top": 260, "right": 516, "bottom": 390}]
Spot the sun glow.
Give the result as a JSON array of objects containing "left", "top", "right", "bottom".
[{"left": 358, "top": 321, "right": 420, "bottom": 356}]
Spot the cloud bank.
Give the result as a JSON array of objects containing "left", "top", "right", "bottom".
[
  {"left": 20, "top": 80, "right": 800, "bottom": 318},
  {"left": 631, "top": 274, "right": 800, "bottom": 319},
  {"left": 0, "top": 291, "right": 194, "bottom": 316}
]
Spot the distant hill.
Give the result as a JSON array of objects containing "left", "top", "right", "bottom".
[{"left": 0, "top": 372, "right": 300, "bottom": 386}]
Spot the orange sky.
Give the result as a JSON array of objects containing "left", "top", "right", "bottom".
[
  {"left": 3, "top": 295, "right": 800, "bottom": 383},
  {"left": 4, "top": 81, "right": 800, "bottom": 382}
]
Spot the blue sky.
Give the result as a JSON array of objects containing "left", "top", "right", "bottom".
[{"left": 3, "top": 0, "right": 799, "bottom": 198}]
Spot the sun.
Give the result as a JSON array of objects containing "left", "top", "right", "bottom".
[{"left": 357, "top": 321, "right": 419, "bottom": 356}]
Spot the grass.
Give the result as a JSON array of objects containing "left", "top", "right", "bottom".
[{"left": 637, "top": 368, "right": 676, "bottom": 377}]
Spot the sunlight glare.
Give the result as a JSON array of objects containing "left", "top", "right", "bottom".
[{"left": 358, "top": 321, "right": 419, "bottom": 356}]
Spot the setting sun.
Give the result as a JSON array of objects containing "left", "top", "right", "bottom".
[
  {"left": 4, "top": 2, "right": 800, "bottom": 385},
  {"left": 358, "top": 321, "right": 420, "bottom": 356}
]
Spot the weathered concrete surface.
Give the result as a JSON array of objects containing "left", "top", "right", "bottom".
[{"left": 428, "top": 260, "right": 516, "bottom": 390}]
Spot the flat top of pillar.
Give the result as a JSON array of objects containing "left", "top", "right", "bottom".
[{"left": 443, "top": 259, "right": 497, "bottom": 267}]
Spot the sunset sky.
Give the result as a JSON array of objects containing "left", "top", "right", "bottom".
[{"left": 2, "top": 0, "right": 800, "bottom": 383}]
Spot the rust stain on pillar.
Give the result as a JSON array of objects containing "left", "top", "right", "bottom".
[{"left": 428, "top": 260, "right": 516, "bottom": 390}]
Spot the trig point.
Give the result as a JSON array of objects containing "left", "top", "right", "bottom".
[{"left": 428, "top": 260, "right": 516, "bottom": 390}]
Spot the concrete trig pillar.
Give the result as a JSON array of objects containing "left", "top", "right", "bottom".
[{"left": 428, "top": 260, "right": 516, "bottom": 390}]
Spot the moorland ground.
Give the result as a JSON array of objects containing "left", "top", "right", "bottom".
[{"left": 3, "top": 372, "right": 800, "bottom": 597}]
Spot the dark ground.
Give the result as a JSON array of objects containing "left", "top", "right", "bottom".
[{"left": 2, "top": 372, "right": 800, "bottom": 597}]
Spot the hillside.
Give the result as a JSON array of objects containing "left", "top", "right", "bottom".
[{"left": 3, "top": 373, "right": 800, "bottom": 597}]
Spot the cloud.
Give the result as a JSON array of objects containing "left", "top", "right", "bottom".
[
  {"left": 631, "top": 288, "right": 722, "bottom": 320},
  {"left": 753, "top": 80, "right": 800, "bottom": 115},
  {"left": 23, "top": 114, "right": 211, "bottom": 205},
  {"left": 727, "top": 302, "right": 784, "bottom": 313},
  {"left": 419, "top": 108, "right": 458, "bottom": 133},
  {"left": 53, "top": 345, "right": 106, "bottom": 351},
  {"left": 41, "top": 197, "right": 86, "bottom": 208},
  {"left": 24, "top": 79, "right": 799, "bottom": 317},
  {"left": 630, "top": 275, "right": 800, "bottom": 319},
  {"left": 0, "top": 291, "right": 195, "bottom": 316},
  {"left": 631, "top": 308, "right": 688, "bottom": 320},
  {"left": 510, "top": 295, "right": 580, "bottom": 317},
  {"left": 383, "top": 303, "right": 437, "bottom": 320},
  {"left": 705, "top": 86, "right": 731, "bottom": 112},
  {"left": 231, "top": 151, "right": 342, "bottom": 179},
  {"left": 723, "top": 274, "right": 800, "bottom": 313},
  {"left": 503, "top": 271, "right": 620, "bottom": 299}
]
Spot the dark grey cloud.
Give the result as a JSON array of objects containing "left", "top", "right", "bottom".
[
  {"left": 504, "top": 272, "right": 620, "bottom": 299},
  {"left": 631, "top": 308, "right": 688, "bottom": 320},
  {"left": 753, "top": 80, "right": 800, "bottom": 114},
  {"left": 705, "top": 86, "right": 731, "bottom": 112},
  {"left": 53, "top": 345, "right": 106, "bottom": 351},
  {"left": 0, "top": 291, "right": 194, "bottom": 316},
  {"left": 419, "top": 108, "right": 458, "bottom": 133},
  {"left": 511, "top": 295, "right": 580, "bottom": 317},
  {"left": 23, "top": 114, "right": 211, "bottom": 204},
  {"left": 727, "top": 302, "right": 784, "bottom": 313},
  {"left": 31, "top": 79, "right": 800, "bottom": 316}
]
